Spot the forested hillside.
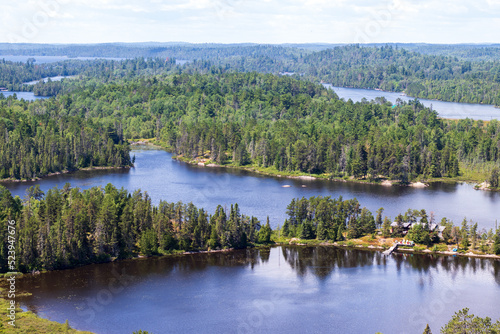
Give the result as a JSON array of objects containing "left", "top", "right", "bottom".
[
  {"left": 41, "top": 72, "right": 499, "bottom": 182},
  {"left": 0, "top": 57, "right": 178, "bottom": 93},
  {"left": 4, "top": 43, "right": 500, "bottom": 105},
  {"left": 0, "top": 97, "right": 131, "bottom": 180},
  {"left": 300, "top": 45, "right": 500, "bottom": 105},
  {"left": 2, "top": 69, "right": 500, "bottom": 182}
]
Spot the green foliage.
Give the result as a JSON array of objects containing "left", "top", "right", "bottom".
[
  {"left": 139, "top": 229, "right": 158, "bottom": 256},
  {"left": 441, "top": 308, "right": 500, "bottom": 334},
  {"left": 407, "top": 224, "right": 432, "bottom": 246},
  {"left": 300, "top": 45, "right": 500, "bottom": 106},
  {"left": 423, "top": 323, "right": 432, "bottom": 334},
  {"left": 285, "top": 195, "right": 363, "bottom": 241},
  {"left": 490, "top": 168, "right": 499, "bottom": 188},
  {"left": 494, "top": 232, "right": 500, "bottom": 255},
  {"left": 3, "top": 70, "right": 500, "bottom": 183},
  {"left": 257, "top": 216, "right": 272, "bottom": 244},
  {"left": 0, "top": 98, "right": 131, "bottom": 180},
  {"left": 1, "top": 184, "right": 265, "bottom": 273},
  {"left": 381, "top": 217, "right": 392, "bottom": 238}
]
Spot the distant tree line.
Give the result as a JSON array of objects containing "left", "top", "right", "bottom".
[
  {"left": 298, "top": 45, "right": 500, "bottom": 105},
  {"left": 4, "top": 44, "right": 500, "bottom": 105}
]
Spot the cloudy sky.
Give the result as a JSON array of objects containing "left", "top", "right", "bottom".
[{"left": 1, "top": 0, "right": 500, "bottom": 44}]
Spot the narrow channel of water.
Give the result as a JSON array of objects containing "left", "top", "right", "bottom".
[{"left": 2, "top": 146, "right": 499, "bottom": 231}]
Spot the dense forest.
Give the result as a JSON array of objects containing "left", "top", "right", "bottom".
[
  {"left": 0, "top": 57, "right": 179, "bottom": 94},
  {"left": 281, "top": 196, "right": 500, "bottom": 253},
  {"left": 0, "top": 184, "right": 270, "bottom": 273},
  {"left": 1, "top": 185, "right": 498, "bottom": 274},
  {"left": 3, "top": 43, "right": 500, "bottom": 105},
  {"left": 299, "top": 45, "right": 500, "bottom": 105},
  {"left": 36, "top": 71, "right": 499, "bottom": 182},
  {"left": 0, "top": 97, "right": 131, "bottom": 180},
  {"left": 0, "top": 58, "right": 84, "bottom": 89},
  {"left": 2, "top": 71, "right": 500, "bottom": 182}
]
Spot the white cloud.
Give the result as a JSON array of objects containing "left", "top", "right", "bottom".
[{"left": 1, "top": 0, "right": 500, "bottom": 43}]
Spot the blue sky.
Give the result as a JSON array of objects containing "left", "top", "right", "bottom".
[{"left": 1, "top": 0, "right": 500, "bottom": 44}]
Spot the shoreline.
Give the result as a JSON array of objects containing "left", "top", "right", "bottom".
[
  {"left": 135, "top": 141, "right": 498, "bottom": 191},
  {"left": 173, "top": 154, "right": 430, "bottom": 188},
  {"left": 330, "top": 242, "right": 500, "bottom": 260},
  {"left": 172, "top": 154, "right": 498, "bottom": 191},
  {"left": 0, "top": 166, "right": 132, "bottom": 183},
  {"left": 6, "top": 241, "right": 497, "bottom": 280},
  {"left": 324, "top": 83, "right": 498, "bottom": 107}
]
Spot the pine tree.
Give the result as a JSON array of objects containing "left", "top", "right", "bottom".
[{"left": 382, "top": 217, "right": 392, "bottom": 237}]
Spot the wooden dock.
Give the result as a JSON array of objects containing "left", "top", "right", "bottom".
[
  {"left": 383, "top": 240, "right": 414, "bottom": 255},
  {"left": 383, "top": 243, "right": 398, "bottom": 256}
]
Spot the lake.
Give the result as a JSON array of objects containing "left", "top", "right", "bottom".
[
  {"left": 0, "top": 91, "right": 48, "bottom": 101},
  {"left": 3, "top": 146, "right": 499, "bottom": 334},
  {"left": 23, "top": 75, "right": 75, "bottom": 85},
  {"left": 326, "top": 85, "right": 500, "bottom": 121},
  {"left": 16, "top": 246, "right": 500, "bottom": 334},
  {"left": 2, "top": 146, "right": 499, "bottom": 231}
]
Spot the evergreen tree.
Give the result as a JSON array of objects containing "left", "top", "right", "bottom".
[{"left": 382, "top": 217, "right": 392, "bottom": 238}]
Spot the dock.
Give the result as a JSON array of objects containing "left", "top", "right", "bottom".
[
  {"left": 383, "top": 243, "right": 398, "bottom": 255},
  {"left": 383, "top": 240, "right": 415, "bottom": 256}
]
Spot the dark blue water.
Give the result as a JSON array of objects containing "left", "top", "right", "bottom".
[
  {"left": 2, "top": 146, "right": 499, "bottom": 231},
  {"left": 17, "top": 246, "right": 500, "bottom": 334},
  {"left": 326, "top": 85, "right": 500, "bottom": 121}
]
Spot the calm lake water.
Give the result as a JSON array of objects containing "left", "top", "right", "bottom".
[
  {"left": 17, "top": 246, "right": 500, "bottom": 334},
  {"left": 3, "top": 146, "right": 500, "bottom": 334},
  {"left": 0, "top": 91, "right": 48, "bottom": 101},
  {"left": 326, "top": 85, "right": 500, "bottom": 121},
  {"left": 2, "top": 146, "right": 499, "bottom": 231},
  {"left": 23, "top": 75, "right": 75, "bottom": 85}
]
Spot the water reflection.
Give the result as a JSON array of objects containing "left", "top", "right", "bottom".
[
  {"left": 13, "top": 246, "right": 500, "bottom": 334},
  {"left": 17, "top": 246, "right": 500, "bottom": 298}
]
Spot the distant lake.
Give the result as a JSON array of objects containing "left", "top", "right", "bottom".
[
  {"left": 325, "top": 85, "right": 500, "bottom": 121},
  {"left": 0, "top": 55, "right": 127, "bottom": 64},
  {"left": 23, "top": 75, "right": 75, "bottom": 85},
  {"left": 0, "top": 91, "right": 48, "bottom": 101}
]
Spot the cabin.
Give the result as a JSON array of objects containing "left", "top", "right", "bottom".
[{"left": 390, "top": 220, "right": 443, "bottom": 236}]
